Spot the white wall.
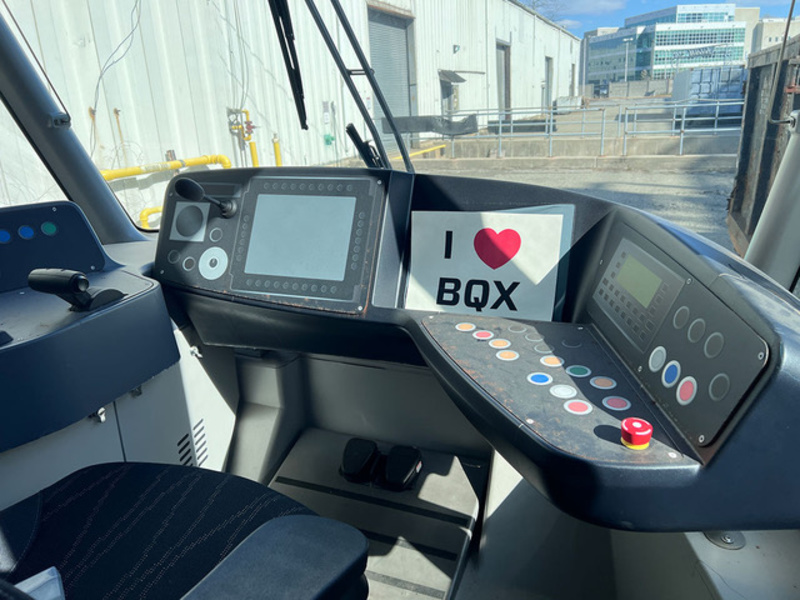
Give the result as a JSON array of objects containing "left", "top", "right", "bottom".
[{"left": 0, "top": 0, "right": 578, "bottom": 216}]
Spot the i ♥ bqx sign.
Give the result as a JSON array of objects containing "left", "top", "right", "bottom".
[{"left": 405, "top": 210, "right": 569, "bottom": 320}]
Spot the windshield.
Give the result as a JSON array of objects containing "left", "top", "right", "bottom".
[{"left": 0, "top": 0, "right": 792, "bottom": 254}]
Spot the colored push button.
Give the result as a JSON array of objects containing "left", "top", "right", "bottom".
[
  {"left": 676, "top": 376, "right": 697, "bottom": 405},
  {"left": 540, "top": 355, "right": 564, "bottom": 368},
  {"left": 456, "top": 322, "right": 476, "bottom": 332},
  {"left": 496, "top": 350, "right": 519, "bottom": 362},
  {"left": 561, "top": 339, "right": 582, "bottom": 349},
  {"left": 527, "top": 372, "right": 553, "bottom": 386},
  {"left": 550, "top": 385, "right": 577, "bottom": 399},
  {"left": 621, "top": 418, "right": 653, "bottom": 450},
  {"left": 167, "top": 250, "right": 181, "bottom": 264},
  {"left": 41, "top": 221, "right": 58, "bottom": 236},
  {"left": 18, "top": 225, "right": 34, "bottom": 240},
  {"left": 489, "top": 339, "right": 511, "bottom": 349},
  {"left": 525, "top": 333, "right": 544, "bottom": 343},
  {"left": 648, "top": 346, "right": 667, "bottom": 372},
  {"left": 566, "top": 365, "right": 591, "bottom": 378},
  {"left": 563, "top": 400, "right": 593, "bottom": 415},
  {"left": 533, "top": 343, "right": 553, "bottom": 354},
  {"left": 590, "top": 376, "right": 617, "bottom": 390},
  {"left": 0, "top": 230, "right": 10, "bottom": 244},
  {"left": 508, "top": 324, "right": 527, "bottom": 333},
  {"left": 603, "top": 396, "right": 631, "bottom": 411},
  {"left": 661, "top": 360, "right": 681, "bottom": 388},
  {"left": 473, "top": 330, "right": 494, "bottom": 340}
]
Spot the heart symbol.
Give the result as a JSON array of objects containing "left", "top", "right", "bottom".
[{"left": 473, "top": 228, "right": 521, "bottom": 270}]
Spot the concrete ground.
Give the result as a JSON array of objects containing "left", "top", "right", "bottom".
[{"left": 413, "top": 158, "right": 737, "bottom": 252}]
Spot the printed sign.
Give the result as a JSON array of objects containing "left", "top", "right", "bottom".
[{"left": 405, "top": 208, "right": 572, "bottom": 320}]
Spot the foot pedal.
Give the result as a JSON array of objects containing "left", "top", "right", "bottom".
[
  {"left": 381, "top": 445, "right": 423, "bottom": 491},
  {"left": 340, "top": 438, "right": 379, "bottom": 483}
]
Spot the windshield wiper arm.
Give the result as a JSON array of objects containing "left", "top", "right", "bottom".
[{"left": 268, "top": 0, "right": 308, "bottom": 130}]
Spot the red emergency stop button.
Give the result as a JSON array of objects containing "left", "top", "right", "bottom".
[{"left": 621, "top": 417, "right": 653, "bottom": 450}]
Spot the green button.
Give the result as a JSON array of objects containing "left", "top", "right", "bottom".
[
  {"left": 567, "top": 365, "right": 591, "bottom": 377},
  {"left": 41, "top": 221, "right": 58, "bottom": 236}
]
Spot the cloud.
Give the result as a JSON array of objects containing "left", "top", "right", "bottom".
[
  {"left": 557, "top": 19, "right": 583, "bottom": 30},
  {"left": 557, "top": 0, "right": 627, "bottom": 15}
]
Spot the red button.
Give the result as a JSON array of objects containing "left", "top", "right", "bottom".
[
  {"left": 473, "top": 330, "right": 494, "bottom": 340},
  {"left": 621, "top": 418, "right": 653, "bottom": 449}
]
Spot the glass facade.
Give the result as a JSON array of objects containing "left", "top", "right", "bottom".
[{"left": 586, "top": 5, "right": 747, "bottom": 84}]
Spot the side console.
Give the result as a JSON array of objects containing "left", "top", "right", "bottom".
[{"left": 0, "top": 202, "right": 178, "bottom": 452}]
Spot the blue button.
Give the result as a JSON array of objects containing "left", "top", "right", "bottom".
[
  {"left": 18, "top": 226, "right": 34, "bottom": 240},
  {"left": 0, "top": 230, "right": 10, "bottom": 244},
  {"left": 527, "top": 372, "right": 553, "bottom": 386},
  {"left": 662, "top": 360, "right": 681, "bottom": 388}
]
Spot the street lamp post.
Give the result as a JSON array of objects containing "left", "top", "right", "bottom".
[{"left": 622, "top": 37, "right": 634, "bottom": 97}]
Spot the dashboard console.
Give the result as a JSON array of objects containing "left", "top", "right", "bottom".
[{"left": 153, "top": 167, "right": 800, "bottom": 531}]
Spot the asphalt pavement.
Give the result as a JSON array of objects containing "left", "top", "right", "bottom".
[{"left": 414, "top": 162, "right": 737, "bottom": 251}]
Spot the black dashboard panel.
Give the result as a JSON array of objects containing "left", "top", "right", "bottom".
[
  {"left": 155, "top": 169, "right": 395, "bottom": 315},
  {"left": 153, "top": 169, "right": 800, "bottom": 531}
]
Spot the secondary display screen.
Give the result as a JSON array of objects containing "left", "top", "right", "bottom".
[
  {"left": 616, "top": 255, "right": 662, "bottom": 308},
  {"left": 244, "top": 194, "right": 356, "bottom": 281}
]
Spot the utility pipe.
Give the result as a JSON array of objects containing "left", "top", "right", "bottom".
[{"left": 100, "top": 154, "right": 232, "bottom": 182}]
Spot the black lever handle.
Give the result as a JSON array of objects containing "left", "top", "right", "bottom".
[
  {"left": 28, "top": 268, "right": 124, "bottom": 312},
  {"left": 175, "top": 177, "right": 237, "bottom": 218}
]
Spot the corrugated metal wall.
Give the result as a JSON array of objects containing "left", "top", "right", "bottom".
[{"left": 1, "top": 0, "right": 579, "bottom": 216}]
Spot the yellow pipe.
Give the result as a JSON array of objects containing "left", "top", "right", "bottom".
[
  {"left": 248, "top": 141, "right": 259, "bottom": 167},
  {"left": 139, "top": 207, "right": 162, "bottom": 228},
  {"left": 273, "top": 133, "right": 282, "bottom": 167},
  {"left": 389, "top": 144, "right": 447, "bottom": 161},
  {"left": 101, "top": 154, "right": 232, "bottom": 182}
]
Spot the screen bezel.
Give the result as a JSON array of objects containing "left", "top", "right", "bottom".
[{"left": 230, "top": 176, "right": 381, "bottom": 303}]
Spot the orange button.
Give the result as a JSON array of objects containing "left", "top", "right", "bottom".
[
  {"left": 489, "top": 339, "right": 511, "bottom": 349},
  {"left": 456, "top": 322, "right": 476, "bottom": 332},
  {"left": 540, "top": 355, "right": 564, "bottom": 367},
  {"left": 496, "top": 350, "right": 519, "bottom": 361}
]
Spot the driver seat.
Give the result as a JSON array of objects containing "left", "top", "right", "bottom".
[{"left": 0, "top": 462, "right": 368, "bottom": 599}]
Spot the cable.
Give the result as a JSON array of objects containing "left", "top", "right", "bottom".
[{"left": 89, "top": 0, "right": 143, "bottom": 157}]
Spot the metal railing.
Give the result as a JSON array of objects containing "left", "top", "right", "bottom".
[{"left": 437, "top": 99, "right": 744, "bottom": 158}]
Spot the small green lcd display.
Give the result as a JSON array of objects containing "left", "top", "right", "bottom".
[{"left": 616, "top": 255, "right": 661, "bottom": 308}]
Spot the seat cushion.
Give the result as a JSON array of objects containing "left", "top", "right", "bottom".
[{"left": 0, "top": 462, "right": 314, "bottom": 599}]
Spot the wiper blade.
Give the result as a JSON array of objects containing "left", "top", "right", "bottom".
[
  {"left": 268, "top": 0, "right": 308, "bottom": 130},
  {"left": 345, "top": 124, "right": 381, "bottom": 169}
]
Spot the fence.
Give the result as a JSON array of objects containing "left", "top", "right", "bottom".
[{"left": 435, "top": 99, "right": 743, "bottom": 159}]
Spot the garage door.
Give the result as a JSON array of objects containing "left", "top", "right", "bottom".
[{"left": 367, "top": 9, "right": 414, "bottom": 153}]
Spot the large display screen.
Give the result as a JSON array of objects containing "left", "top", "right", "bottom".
[
  {"left": 244, "top": 194, "right": 356, "bottom": 281},
  {"left": 616, "top": 255, "right": 662, "bottom": 308}
]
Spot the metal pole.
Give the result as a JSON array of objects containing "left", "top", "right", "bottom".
[
  {"left": 600, "top": 108, "right": 606, "bottom": 156},
  {"left": 714, "top": 100, "right": 720, "bottom": 133},
  {"left": 498, "top": 111, "right": 503, "bottom": 158},
  {"left": 617, "top": 105, "right": 623, "bottom": 137},
  {"left": 548, "top": 108, "right": 554, "bottom": 157},
  {"left": 679, "top": 106, "right": 687, "bottom": 155},
  {"left": 622, "top": 108, "right": 628, "bottom": 156},
  {"left": 745, "top": 111, "right": 800, "bottom": 286},
  {"left": 581, "top": 107, "right": 586, "bottom": 136}
]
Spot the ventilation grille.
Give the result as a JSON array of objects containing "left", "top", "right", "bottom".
[{"left": 177, "top": 419, "right": 208, "bottom": 467}]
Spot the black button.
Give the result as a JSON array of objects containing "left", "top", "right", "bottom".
[{"left": 175, "top": 205, "right": 204, "bottom": 237}]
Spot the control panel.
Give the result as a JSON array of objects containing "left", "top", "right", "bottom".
[
  {"left": 419, "top": 314, "right": 694, "bottom": 467},
  {"left": 155, "top": 171, "right": 387, "bottom": 314},
  {"left": 587, "top": 225, "right": 768, "bottom": 449}
]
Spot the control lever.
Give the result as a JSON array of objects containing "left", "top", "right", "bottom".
[
  {"left": 28, "top": 268, "right": 124, "bottom": 312},
  {"left": 174, "top": 177, "right": 237, "bottom": 218}
]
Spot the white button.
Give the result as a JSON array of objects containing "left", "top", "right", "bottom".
[
  {"left": 649, "top": 346, "right": 667, "bottom": 372},
  {"left": 550, "top": 385, "right": 578, "bottom": 399},
  {"left": 199, "top": 247, "right": 229, "bottom": 280}
]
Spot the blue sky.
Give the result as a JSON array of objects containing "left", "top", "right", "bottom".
[{"left": 535, "top": 0, "right": 796, "bottom": 37}]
